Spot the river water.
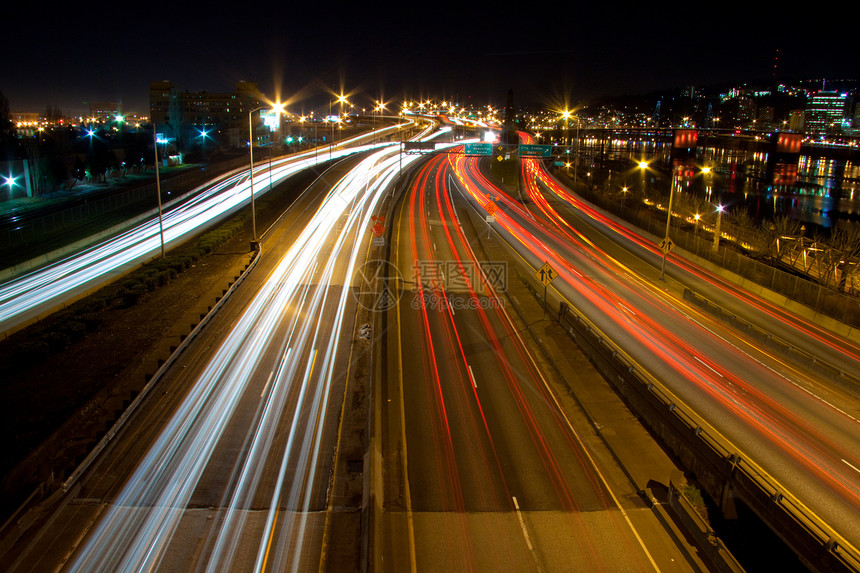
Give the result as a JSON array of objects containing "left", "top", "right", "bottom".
[{"left": 575, "top": 137, "right": 860, "bottom": 235}]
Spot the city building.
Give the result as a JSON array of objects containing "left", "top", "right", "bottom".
[
  {"left": 88, "top": 102, "right": 122, "bottom": 122},
  {"left": 788, "top": 110, "right": 804, "bottom": 132},
  {"left": 149, "top": 81, "right": 268, "bottom": 150},
  {"left": 804, "top": 90, "right": 848, "bottom": 136}
]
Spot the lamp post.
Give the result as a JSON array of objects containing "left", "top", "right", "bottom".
[
  {"left": 153, "top": 127, "right": 165, "bottom": 258},
  {"left": 249, "top": 102, "right": 284, "bottom": 250},
  {"left": 374, "top": 99, "right": 386, "bottom": 143},
  {"left": 712, "top": 204, "right": 724, "bottom": 254},
  {"left": 659, "top": 165, "right": 679, "bottom": 281},
  {"left": 328, "top": 94, "right": 349, "bottom": 160},
  {"left": 561, "top": 109, "right": 580, "bottom": 187}
]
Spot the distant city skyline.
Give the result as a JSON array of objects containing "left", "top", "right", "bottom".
[{"left": 5, "top": 3, "right": 856, "bottom": 116}]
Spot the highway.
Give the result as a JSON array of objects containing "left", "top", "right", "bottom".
[
  {"left": 446, "top": 138, "right": 860, "bottom": 562},
  {"left": 0, "top": 123, "right": 410, "bottom": 338},
  {"left": 0, "top": 132, "right": 438, "bottom": 571},
  {"left": 5, "top": 118, "right": 858, "bottom": 571},
  {"left": 378, "top": 151, "right": 701, "bottom": 570}
]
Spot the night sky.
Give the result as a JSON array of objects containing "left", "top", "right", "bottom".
[{"left": 4, "top": 2, "right": 856, "bottom": 116}]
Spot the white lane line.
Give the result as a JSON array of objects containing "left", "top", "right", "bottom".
[
  {"left": 694, "top": 355, "right": 724, "bottom": 378},
  {"left": 468, "top": 364, "right": 477, "bottom": 389},
  {"left": 843, "top": 459, "right": 860, "bottom": 475},
  {"left": 512, "top": 496, "right": 535, "bottom": 552},
  {"left": 260, "top": 369, "right": 275, "bottom": 398}
]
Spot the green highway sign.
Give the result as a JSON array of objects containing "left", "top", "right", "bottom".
[
  {"left": 519, "top": 144, "right": 552, "bottom": 158},
  {"left": 464, "top": 142, "right": 493, "bottom": 156}
]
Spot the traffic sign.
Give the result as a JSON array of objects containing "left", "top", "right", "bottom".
[
  {"left": 464, "top": 142, "right": 492, "bottom": 156},
  {"left": 485, "top": 200, "right": 498, "bottom": 215},
  {"left": 404, "top": 141, "right": 435, "bottom": 152},
  {"left": 535, "top": 262, "right": 557, "bottom": 286},
  {"left": 659, "top": 236, "right": 674, "bottom": 254},
  {"left": 371, "top": 222, "right": 385, "bottom": 237},
  {"left": 519, "top": 144, "right": 552, "bottom": 158}
]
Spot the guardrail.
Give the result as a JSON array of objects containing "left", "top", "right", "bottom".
[
  {"left": 552, "top": 294, "right": 860, "bottom": 573},
  {"left": 683, "top": 288, "right": 860, "bottom": 388},
  {"left": 559, "top": 170, "right": 860, "bottom": 331}
]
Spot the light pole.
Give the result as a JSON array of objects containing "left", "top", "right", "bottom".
[
  {"left": 153, "top": 126, "right": 165, "bottom": 258},
  {"left": 374, "top": 99, "right": 386, "bottom": 143},
  {"left": 712, "top": 204, "right": 724, "bottom": 254},
  {"left": 329, "top": 94, "right": 349, "bottom": 160},
  {"left": 249, "top": 102, "right": 284, "bottom": 250},
  {"left": 573, "top": 115, "right": 581, "bottom": 188},
  {"left": 659, "top": 165, "right": 679, "bottom": 281},
  {"left": 329, "top": 101, "right": 334, "bottom": 161}
]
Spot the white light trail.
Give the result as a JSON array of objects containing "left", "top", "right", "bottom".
[
  {"left": 0, "top": 128, "right": 412, "bottom": 335},
  {"left": 66, "top": 139, "right": 438, "bottom": 572}
]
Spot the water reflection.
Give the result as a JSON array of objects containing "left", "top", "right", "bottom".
[{"left": 577, "top": 136, "right": 859, "bottom": 234}]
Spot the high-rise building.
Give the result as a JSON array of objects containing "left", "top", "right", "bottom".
[
  {"left": 804, "top": 90, "right": 847, "bottom": 136},
  {"left": 88, "top": 102, "right": 122, "bottom": 122},
  {"left": 149, "top": 81, "right": 266, "bottom": 149}
]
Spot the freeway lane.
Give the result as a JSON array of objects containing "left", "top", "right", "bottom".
[
  {"left": 381, "top": 152, "right": 701, "bottom": 571},
  {"left": 523, "top": 150, "right": 860, "bottom": 385},
  {"left": 448, "top": 146, "right": 860, "bottom": 561},
  {"left": 1, "top": 138, "right": 434, "bottom": 572},
  {"left": 0, "top": 122, "right": 414, "bottom": 339}
]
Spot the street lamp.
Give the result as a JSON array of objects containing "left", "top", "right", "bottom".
[
  {"left": 249, "top": 102, "right": 285, "bottom": 250},
  {"left": 327, "top": 94, "right": 348, "bottom": 161},
  {"left": 153, "top": 126, "right": 165, "bottom": 258},
  {"left": 712, "top": 204, "right": 724, "bottom": 253},
  {"left": 197, "top": 126, "right": 210, "bottom": 160},
  {"left": 560, "top": 109, "right": 580, "bottom": 186},
  {"left": 373, "top": 99, "right": 386, "bottom": 143},
  {"left": 659, "top": 165, "right": 680, "bottom": 281}
]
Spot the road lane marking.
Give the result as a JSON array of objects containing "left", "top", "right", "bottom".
[
  {"left": 395, "top": 192, "right": 418, "bottom": 573},
  {"left": 261, "top": 369, "right": 275, "bottom": 398},
  {"left": 512, "top": 496, "right": 535, "bottom": 553},
  {"left": 843, "top": 459, "right": 860, "bottom": 475},
  {"left": 468, "top": 364, "right": 477, "bottom": 389},
  {"left": 694, "top": 355, "right": 724, "bottom": 378}
]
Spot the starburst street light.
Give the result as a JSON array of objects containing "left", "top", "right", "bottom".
[
  {"left": 3, "top": 174, "right": 18, "bottom": 194},
  {"left": 712, "top": 203, "right": 725, "bottom": 253},
  {"left": 249, "top": 101, "right": 286, "bottom": 249}
]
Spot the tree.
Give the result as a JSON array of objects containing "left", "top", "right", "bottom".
[
  {"left": 70, "top": 156, "right": 85, "bottom": 189},
  {"left": 825, "top": 227, "right": 860, "bottom": 293},
  {"left": 0, "top": 89, "right": 15, "bottom": 159},
  {"left": 768, "top": 215, "right": 803, "bottom": 265},
  {"left": 86, "top": 135, "right": 111, "bottom": 182},
  {"left": 728, "top": 209, "right": 762, "bottom": 253}
]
